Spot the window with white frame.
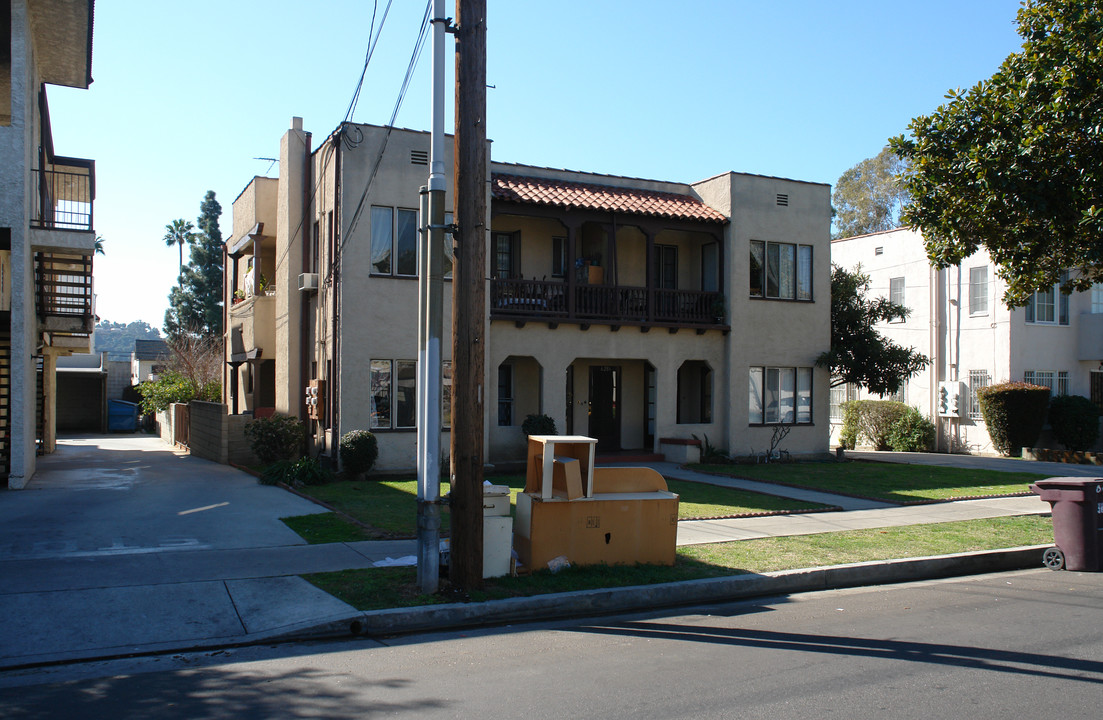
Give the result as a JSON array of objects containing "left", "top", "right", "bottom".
[
  {"left": 1025, "top": 272, "right": 1070, "bottom": 325},
  {"left": 749, "top": 241, "right": 813, "bottom": 301},
  {"left": 1024, "top": 370, "right": 1068, "bottom": 396},
  {"left": 969, "top": 266, "right": 989, "bottom": 316},
  {"left": 968, "top": 369, "right": 990, "bottom": 420},
  {"left": 749, "top": 366, "right": 813, "bottom": 424},
  {"left": 829, "top": 383, "right": 856, "bottom": 421},
  {"left": 889, "top": 276, "right": 905, "bottom": 309},
  {"left": 370, "top": 359, "right": 417, "bottom": 429},
  {"left": 370, "top": 207, "right": 418, "bottom": 277},
  {"left": 1092, "top": 283, "right": 1103, "bottom": 314}
]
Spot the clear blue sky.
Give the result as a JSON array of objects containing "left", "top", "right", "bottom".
[{"left": 47, "top": 0, "right": 1026, "bottom": 328}]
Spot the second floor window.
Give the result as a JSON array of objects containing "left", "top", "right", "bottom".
[
  {"left": 750, "top": 241, "right": 812, "bottom": 301},
  {"left": 552, "top": 236, "right": 566, "bottom": 278},
  {"left": 1025, "top": 272, "right": 1069, "bottom": 325},
  {"left": 969, "top": 266, "right": 989, "bottom": 315},
  {"left": 494, "top": 232, "right": 519, "bottom": 279},
  {"left": 654, "top": 244, "right": 678, "bottom": 289},
  {"left": 889, "top": 277, "right": 905, "bottom": 320},
  {"left": 371, "top": 206, "right": 418, "bottom": 277}
]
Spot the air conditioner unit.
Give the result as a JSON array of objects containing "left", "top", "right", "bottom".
[{"left": 298, "top": 273, "right": 319, "bottom": 292}]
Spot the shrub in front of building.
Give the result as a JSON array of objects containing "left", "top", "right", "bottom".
[
  {"left": 839, "top": 400, "right": 911, "bottom": 450},
  {"left": 1047, "top": 394, "right": 1101, "bottom": 452},
  {"left": 244, "top": 414, "right": 306, "bottom": 465},
  {"left": 885, "top": 406, "right": 936, "bottom": 452},
  {"left": 521, "top": 413, "right": 558, "bottom": 436},
  {"left": 340, "top": 429, "right": 379, "bottom": 477},
  {"left": 977, "top": 382, "right": 1051, "bottom": 457}
]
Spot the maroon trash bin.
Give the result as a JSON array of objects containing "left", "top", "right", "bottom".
[{"left": 1030, "top": 477, "right": 1103, "bottom": 571}]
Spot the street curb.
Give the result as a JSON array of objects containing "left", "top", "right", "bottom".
[
  {"left": 269, "top": 545, "right": 1049, "bottom": 641},
  {"left": 0, "top": 546, "right": 1052, "bottom": 672}
]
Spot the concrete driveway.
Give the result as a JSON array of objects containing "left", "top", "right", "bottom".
[
  {"left": 0, "top": 435, "right": 387, "bottom": 669},
  {"left": 1, "top": 434, "right": 321, "bottom": 559}
]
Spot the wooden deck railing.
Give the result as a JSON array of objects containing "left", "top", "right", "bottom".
[{"left": 490, "top": 278, "right": 724, "bottom": 327}]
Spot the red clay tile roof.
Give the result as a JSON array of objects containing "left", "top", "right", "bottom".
[{"left": 491, "top": 174, "right": 727, "bottom": 223}]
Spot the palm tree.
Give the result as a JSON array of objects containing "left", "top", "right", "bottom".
[
  {"left": 163, "top": 219, "right": 195, "bottom": 272},
  {"left": 94, "top": 235, "right": 105, "bottom": 255}
]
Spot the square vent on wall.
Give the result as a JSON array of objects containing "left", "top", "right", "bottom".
[{"left": 410, "top": 149, "right": 428, "bottom": 166}]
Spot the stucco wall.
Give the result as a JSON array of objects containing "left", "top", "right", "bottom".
[{"left": 830, "top": 228, "right": 1103, "bottom": 454}]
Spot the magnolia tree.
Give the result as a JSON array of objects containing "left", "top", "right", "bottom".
[{"left": 892, "top": 0, "right": 1103, "bottom": 306}]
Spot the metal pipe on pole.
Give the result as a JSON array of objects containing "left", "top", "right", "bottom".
[{"left": 416, "top": 0, "right": 449, "bottom": 594}]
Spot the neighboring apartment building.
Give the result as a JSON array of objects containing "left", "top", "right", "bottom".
[
  {"left": 830, "top": 227, "right": 1103, "bottom": 453},
  {"left": 131, "top": 338, "right": 169, "bottom": 385},
  {"left": 223, "top": 119, "right": 832, "bottom": 471},
  {"left": 1, "top": 0, "right": 98, "bottom": 488}
]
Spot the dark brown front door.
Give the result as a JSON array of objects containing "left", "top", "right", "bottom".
[{"left": 588, "top": 365, "right": 620, "bottom": 451}]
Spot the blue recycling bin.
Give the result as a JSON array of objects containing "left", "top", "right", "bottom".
[{"left": 107, "top": 399, "right": 140, "bottom": 432}]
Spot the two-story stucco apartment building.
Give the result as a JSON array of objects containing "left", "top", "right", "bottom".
[
  {"left": 222, "top": 119, "right": 832, "bottom": 471},
  {"left": 830, "top": 227, "right": 1103, "bottom": 454},
  {"left": 2, "top": 0, "right": 97, "bottom": 488}
]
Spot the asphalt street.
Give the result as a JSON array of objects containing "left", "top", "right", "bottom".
[{"left": 1, "top": 569, "right": 1100, "bottom": 719}]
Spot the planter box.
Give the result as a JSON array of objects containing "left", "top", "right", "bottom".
[{"left": 660, "top": 437, "right": 701, "bottom": 464}]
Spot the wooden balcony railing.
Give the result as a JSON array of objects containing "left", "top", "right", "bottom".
[{"left": 490, "top": 278, "right": 724, "bottom": 328}]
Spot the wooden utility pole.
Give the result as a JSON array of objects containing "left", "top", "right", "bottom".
[{"left": 450, "top": 0, "right": 487, "bottom": 589}]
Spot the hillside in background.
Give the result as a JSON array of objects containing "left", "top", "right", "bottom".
[{"left": 94, "top": 320, "right": 163, "bottom": 361}]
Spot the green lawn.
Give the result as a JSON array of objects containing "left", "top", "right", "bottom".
[
  {"left": 284, "top": 473, "right": 827, "bottom": 540},
  {"left": 304, "top": 514, "right": 1053, "bottom": 611},
  {"left": 689, "top": 460, "right": 1047, "bottom": 503}
]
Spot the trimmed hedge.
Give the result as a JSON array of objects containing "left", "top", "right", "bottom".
[
  {"left": 340, "top": 429, "right": 379, "bottom": 476},
  {"left": 1047, "top": 395, "right": 1100, "bottom": 451},
  {"left": 521, "top": 413, "right": 557, "bottom": 436},
  {"left": 976, "top": 382, "right": 1050, "bottom": 457},
  {"left": 839, "top": 400, "right": 911, "bottom": 450}
]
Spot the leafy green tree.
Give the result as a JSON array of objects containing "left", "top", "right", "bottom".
[
  {"left": 832, "top": 146, "right": 910, "bottom": 239},
  {"left": 164, "top": 191, "right": 224, "bottom": 339},
  {"left": 892, "top": 0, "right": 1103, "bottom": 306},
  {"left": 816, "top": 264, "right": 930, "bottom": 396},
  {"left": 163, "top": 219, "right": 196, "bottom": 273}
]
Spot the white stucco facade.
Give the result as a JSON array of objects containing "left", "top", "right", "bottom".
[{"left": 830, "top": 227, "right": 1103, "bottom": 453}]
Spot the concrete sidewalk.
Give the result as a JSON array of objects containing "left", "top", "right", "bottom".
[{"left": 0, "top": 437, "right": 1062, "bottom": 670}]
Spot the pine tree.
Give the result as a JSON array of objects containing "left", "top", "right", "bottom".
[{"left": 164, "top": 191, "right": 224, "bottom": 339}]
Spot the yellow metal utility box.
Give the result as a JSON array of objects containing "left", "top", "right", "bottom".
[{"left": 514, "top": 436, "right": 679, "bottom": 571}]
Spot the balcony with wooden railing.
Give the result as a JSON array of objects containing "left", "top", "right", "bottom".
[{"left": 490, "top": 278, "right": 727, "bottom": 331}]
